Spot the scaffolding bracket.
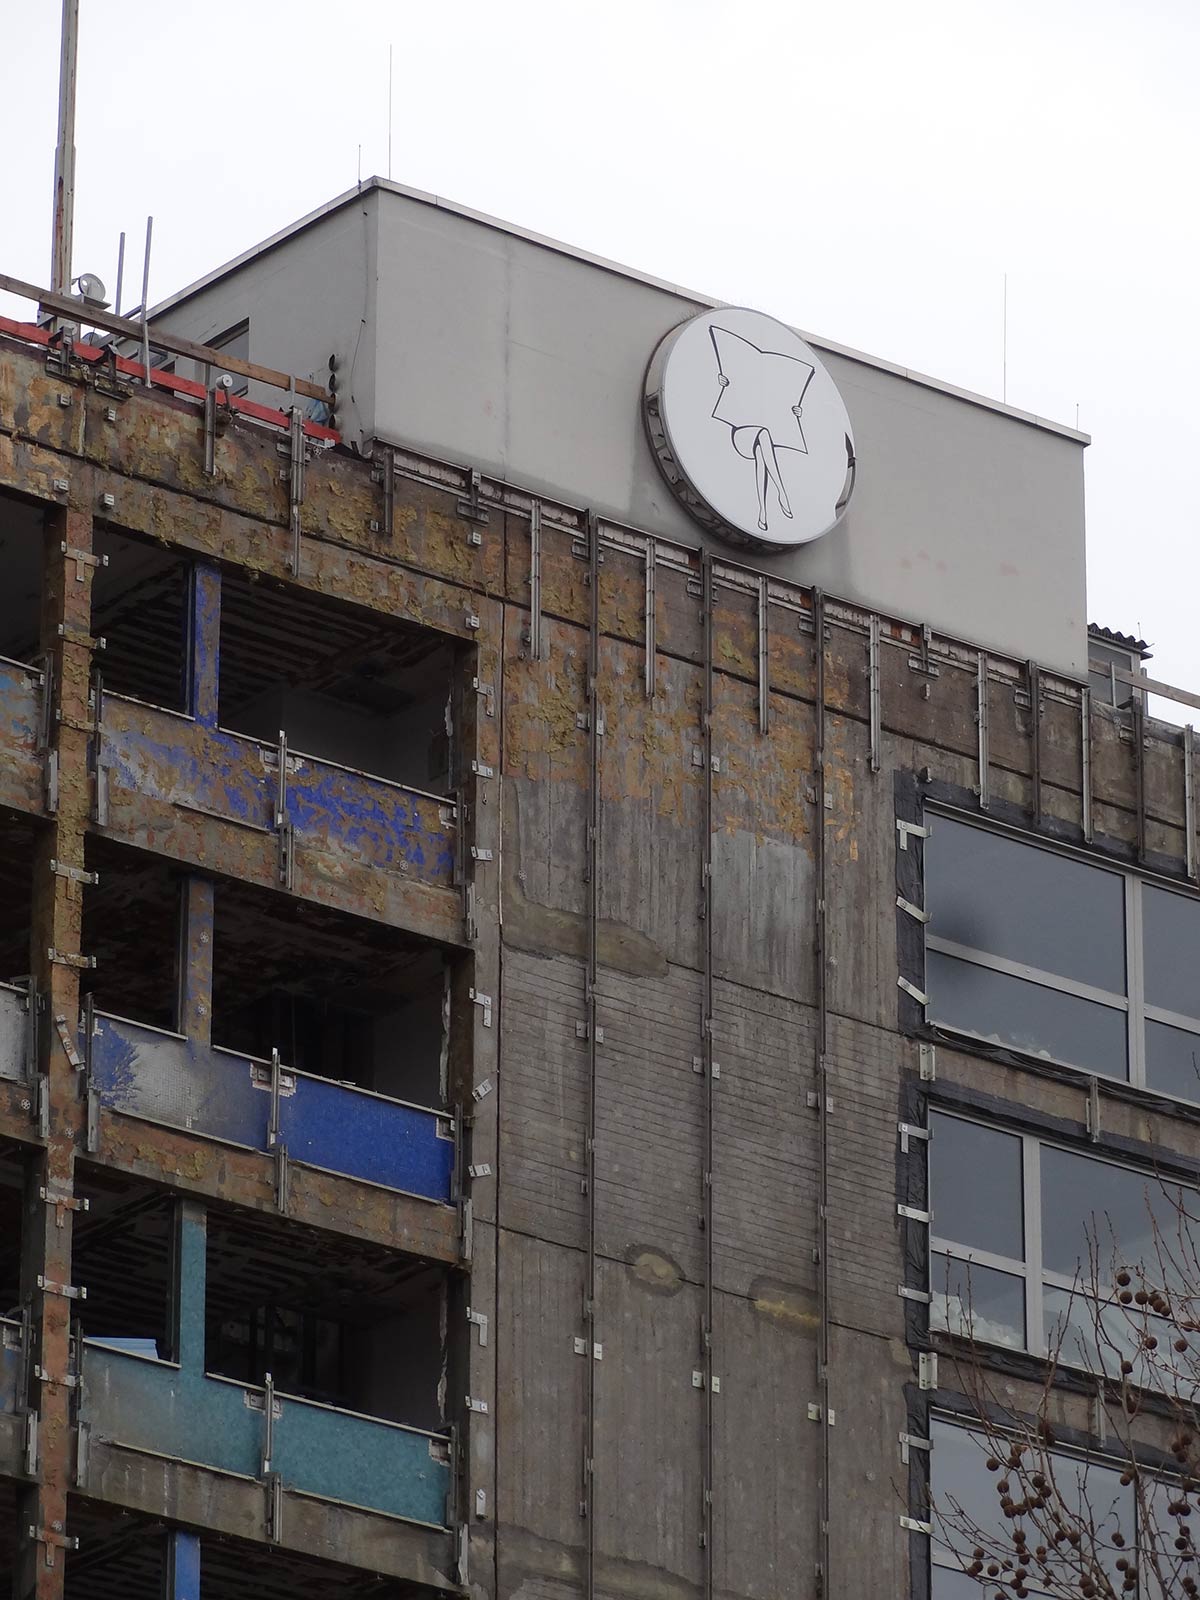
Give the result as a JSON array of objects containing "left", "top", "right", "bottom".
[
  {"left": 466, "top": 1395, "right": 489, "bottom": 1414},
  {"left": 574, "top": 1338, "right": 603, "bottom": 1360},
  {"left": 897, "top": 976, "right": 927, "bottom": 1006},
  {"left": 918, "top": 1352, "right": 938, "bottom": 1390},
  {"left": 466, "top": 1307, "right": 489, "bottom": 1347},
  {"left": 919, "top": 1042, "right": 937, "bottom": 1081},
  {"left": 469, "top": 988, "right": 493, "bottom": 1027},
  {"left": 471, "top": 1079, "right": 493, "bottom": 1101},
  {"left": 898, "top": 1285, "right": 932, "bottom": 1304},
  {"left": 471, "top": 760, "right": 494, "bottom": 779},
  {"left": 39, "top": 1184, "right": 88, "bottom": 1222},
  {"left": 468, "top": 1163, "right": 492, "bottom": 1179},
  {"left": 897, "top": 1204, "right": 930, "bottom": 1224},
  {"left": 470, "top": 845, "right": 494, "bottom": 862},
  {"left": 23, "top": 1409, "right": 38, "bottom": 1475},
  {"left": 806, "top": 1403, "right": 835, "bottom": 1425},
  {"left": 56, "top": 621, "right": 104, "bottom": 652}
]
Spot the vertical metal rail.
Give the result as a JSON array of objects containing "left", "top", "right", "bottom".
[
  {"left": 868, "top": 614, "right": 881, "bottom": 773},
  {"left": 644, "top": 537, "right": 657, "bottom": 700},
  {"left": 756, "top": 574, "right": 769, "bottom": 736},
  {"left": 528, "top": 501, "right": 543, "bottom": 662},
  {"left": 581, "top": 511, "right": 601, "bottom": 1600},
  {"left": 699, "top": 552, "right": 716, "bottom": 1598},
  {"left": 1081, "top": 686, "right": 1093, "bottom": 843},
  {"left": 1185, "top": 724, "right": 1196, "bottom": 882},
  {"left": 139, "top": 217, "right": 153, "bottom": 391},
  {"left": 975, "top": 651, "right": 990, "bottom": 810},
  {"left": 812, "top": 590, "right": 832, "bottom": 1596},
  {"left": 1134, "top": 699, "right": 1147, "bottom": 864},
  {"left": 1028, "top": 661, "right": 1042, "bottom": 830}
]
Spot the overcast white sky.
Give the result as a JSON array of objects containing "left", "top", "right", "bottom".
[{"left": 4, "top": 0, "right": 1198, "bottom": 703}]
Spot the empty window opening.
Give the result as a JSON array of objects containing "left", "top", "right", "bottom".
[
  {"left": 0, "top": 492, "right": 45, "bottom": 664},
  {"left": 0, "top": 1145, "right": 28, "bottom": 1318},
  {"left": 211, "top": 879, "right": 450, "bottom": 1106},
  {"left": 92, "top": 526, "right": 189, "bottom": 712},
  {"left": 218, "top": 569, "right": 457, "bottom": 793},
  {"left": 72, "top": 1169, "right": 174, "bottom": 1360},
  {"left": 210, "top": 318, "right": 250, "bottom": 397},
  {"left": 0, "top": 811, "right": 37, "bottom": 986},
  {"left": 65, "top": 1501, "right": 166, "bottom": 1600},
  {"left": 82, "top": 841, "right": 181, "bottom": 1033},
  {"left": 205, "top": 1206, "right": 446, "bottom": 1429}
]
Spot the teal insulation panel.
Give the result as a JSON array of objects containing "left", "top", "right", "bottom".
[{"left": 81, "top": 1346, "right": 451, "bottom": 1526}]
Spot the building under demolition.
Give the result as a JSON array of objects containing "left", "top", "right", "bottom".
[{"left": 0, "top": 178, "right": 1197, "bottom": 1598}]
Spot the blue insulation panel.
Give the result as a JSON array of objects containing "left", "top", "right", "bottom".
[
  {"left": 82, "top": 1347, "right": 451, "bottom": 1526},
  {"left": 0, "top": 1323, "right": 22, "bottom": 1415},
  {"left": 100, "top": 694, "right": 456, "bottom": 888},
  {"left": 280, "top": 1075, "right": 454, "bottom": 1199},
  {"left": 89, "top": 1015, "right": 454, "bottom": 1202}
]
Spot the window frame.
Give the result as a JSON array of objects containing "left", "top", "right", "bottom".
[
  {"left": 929, "top": 1108, "right": 1196, "bottom": 1370},
  {"left": 928, "top": 1411, "right": 1146, "bottom": 1598},
  {"left": 923, "top": 808, "right": 1200, "bottom": 1106}
]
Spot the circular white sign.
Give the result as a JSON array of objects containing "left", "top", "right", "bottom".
[{"left": 644, "top": 307, "right": 855, "bottom": 552}]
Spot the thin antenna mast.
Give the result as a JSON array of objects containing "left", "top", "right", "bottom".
[
  {"left": 51, "top": 0, "right": 80, "bottom": 295},
  {"left": 387, "top": 46, "right": 393, "bottom": 180},
  {"left": 114, "top": 230, "right": 126, "bottom": 317},
  {"left": 139, "top": 216, "right": 154, "bottom": 388},
  {"left": 1002, "top": 272, "right": 1008, "bottom": 404}
]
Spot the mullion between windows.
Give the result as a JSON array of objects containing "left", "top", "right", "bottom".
[{"left": 1127, "top": 874, "right": 1147, "bottom": 1090}]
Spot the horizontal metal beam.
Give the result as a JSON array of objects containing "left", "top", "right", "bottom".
[
  {"left": 0, "top": 270, "right": 328, "bottom": 404},
  {"left": 1090, "top": 658, "right": 1200, "bottom": 717}
]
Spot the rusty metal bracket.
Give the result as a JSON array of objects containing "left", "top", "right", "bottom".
[
  {"left": 49, "top": 859, "right": 97, "bottom": 888},
  {"left": 52, "top": 1013, "right": 81, "bottom": 1070},
  {"left": 456, "top": 468, "right": 490, "bottom": 528},
  {"left": 46, "top": 948, "right": 96, "bottom": 971},
  {"left": 472, "top": 677, "right": 495, "bottom": 718},
  {"left": 36, "top": 1275, "right": 86, "bottom": 1300},
  {"left": 56, "top": 622, "right": 104, "bottom": 652},
  {"left": 59, "top": 542, "right": 107, "bottom": 583},
  {"left": 27, "top": 1523, "right": 78, "bottom": 1566}
]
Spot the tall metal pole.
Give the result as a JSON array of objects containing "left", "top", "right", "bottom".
[{"left": 51, "top": 0, "right": 80, "bottom": 296}]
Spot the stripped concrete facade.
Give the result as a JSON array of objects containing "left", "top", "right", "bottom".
[{"left": 0, "top": 244, "right": 1197, "bottom": 1600}]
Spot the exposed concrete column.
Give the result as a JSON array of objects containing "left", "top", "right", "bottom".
[
  {"left": 186, "top": 563, "right": 221, "bottom": 728},
  {"left": 177, "top": 879, "right": 215, "bottom": 1047},
  {"left": 17, "top": 494, "right": 97, "bottom": 1600}
]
